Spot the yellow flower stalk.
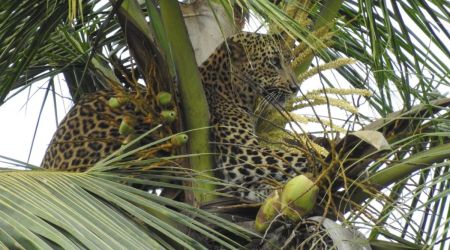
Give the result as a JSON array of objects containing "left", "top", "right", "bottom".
[
  {"left": 258, "top": 130, "right": 329, "bottom": 157},
  {"left": 304, "top": 88, "right": 373, "bottom": 97},
  {"left": 297, "top": 58, "right": 357, "bottom": 83},
  {"left": 291, "top": 26, "right": 334, "bottom": 58},
  {"left": 292, "top": 38, "right": 334, "bottom": 69},
  {"left": 292, "top": 96, "right": 359, "bottom": 114},
  {"left": 291, "top": 134, "right": 329, "bottom": 157},
  {"left": 292, "top": 47, "right": 314, "bottom": 69},
  {"left": 257, "top": 116, "right": 330, "bottom": 157},
  {"left": 288, "top": 113, "right": 310, "bottom": 124},
  {"left": 294, "top": 115, "right": 347, "bottom": 134}
]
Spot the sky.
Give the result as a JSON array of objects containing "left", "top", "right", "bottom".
[{"left": 0, "top": 77, "right": 71, "bottom": 166}]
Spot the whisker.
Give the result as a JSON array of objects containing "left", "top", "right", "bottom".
[
  {"left": 255, "top": 93, "right": 273, "bottom": 116},
  {"left": 231, "top": 71, "right": 293, "bottom": 122}
]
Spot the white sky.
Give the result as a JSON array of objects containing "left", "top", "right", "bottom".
[{"left": 0, "top": 77, "right": 72, "bottom": 166}]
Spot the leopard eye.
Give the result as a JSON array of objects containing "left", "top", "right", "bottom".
[{"left": 270, "top": 57, "right": 282, "bottom": 69}]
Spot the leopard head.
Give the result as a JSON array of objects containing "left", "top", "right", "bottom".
[{"left": 225, "top": 32, "right": 298, "bottom": 105}]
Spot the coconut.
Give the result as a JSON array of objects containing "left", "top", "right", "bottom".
[
  {"left": 119, "top": 116, "right": 136, "bottom": 135},
  {"left": 255, "top": 191, "right": 281, "bottom": 232},
  {"left": 108, "top": 96, "right": 129, "bottom": 108},
  {"left": 160, "top": 110, "right": 177, "bottom": 123},
  {"left": 171, "top": 134, "right": 189, "bottom": 147},
  {"left": 280, "top": 174, "right": 319, "bottom": 221},
  {"left": 156, "top": 92, "right": 173, "bottom": 107}
]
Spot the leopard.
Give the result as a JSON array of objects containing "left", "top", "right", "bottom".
[
  {"left": 41, "top": 32, "right": 313, "bottom": 202},
  {"left": 200, "top": 32, "right": 311, "bottom": 201}
]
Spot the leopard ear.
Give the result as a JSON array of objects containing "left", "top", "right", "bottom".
[
  {"left": 272, "top": 31, "right": 290, "bottom": 40},
  {"left": 223, "top": 39, "right": 246, "bottom": 63},
  {"left": 271, "top": 32, "right": 284, "bottom": 41},
  {"left": 271, "top": 32, "right": 290, "bottom": 48},
  {"left": 270, "top": 32, "right": 293, "bottom": 59}
]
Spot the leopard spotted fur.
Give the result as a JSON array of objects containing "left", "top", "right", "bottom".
[{"left": 200, "top": 33, "right": 309, "bottom": 201}]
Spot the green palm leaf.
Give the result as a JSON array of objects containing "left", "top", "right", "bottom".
[{"left": 0, "top": 169, "right": 254, "bottom": 249}]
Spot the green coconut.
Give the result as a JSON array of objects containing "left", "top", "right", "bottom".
[
  {"left": 171, "top": 134, "right": 189, "bottom": 147},
  {"left": 108, "top": 96, "right": 129, "bottom": 109},
  {"left": 119, "top": 116, "right": 136, "bottom": 135},
  {"left": 255, "top": 190, "right": 281, "bottom": 233},
  {"left": 280, "top": 174, "right": 319, "bottom": 221},
  {"left": 160, "top": 110, "right": 177, "bottom": 123},
  {"left": 156, "top": 92, "right": 173, "bottom": 107}
]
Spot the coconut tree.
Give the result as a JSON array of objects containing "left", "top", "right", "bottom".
[{"left": 0, "top": 0, "right": 449, "bottom": 249}]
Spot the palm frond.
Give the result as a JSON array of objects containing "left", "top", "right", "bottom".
[
  {"left": 334, "top": 0, "right": 450, "bottom": 113},
  {"left": 0, "top": 169, "right": 255, "bottom": 249}
]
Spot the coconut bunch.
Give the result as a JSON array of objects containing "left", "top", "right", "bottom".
[{"left": 107, "top": 81, "right": 188, "bottom": 162}]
